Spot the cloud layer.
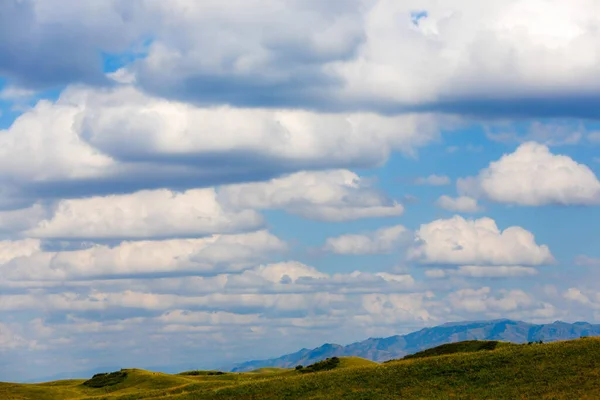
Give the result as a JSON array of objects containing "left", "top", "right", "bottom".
[
  {"left": 0, "top": 231, "right": 286, "bottom": 281},
  {"left": 5, "top": 1, "right": 600, "bottom": 116},
  {"left": 0, "top": 85, "right": 443, "bottom": 209}
]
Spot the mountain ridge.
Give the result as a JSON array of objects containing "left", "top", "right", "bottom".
[{"left": 228, "top": 319, "right": 600, "bottom": 372}]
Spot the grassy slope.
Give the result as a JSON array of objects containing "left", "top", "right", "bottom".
[{"left": 3, "top": 338, "right": 600, "bottom": 399}]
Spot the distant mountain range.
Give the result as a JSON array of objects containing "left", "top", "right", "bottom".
[{"left": 228, "top": 319, "right": 600, "bottom": 372}]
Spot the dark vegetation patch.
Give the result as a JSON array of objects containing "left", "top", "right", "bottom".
[
  {"left": 388, "top": 340, "right": 501, "bottom": 362},
  {"left": 82, "top": 371, "right": 128, "bottom": 388},
  {"left": 296, "top": 357, "right": 340, "bottom": 373},
  {"left": 178, "top": 370, "right": 226, "bottom": 376}
]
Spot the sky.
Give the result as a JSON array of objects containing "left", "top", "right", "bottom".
[{"left": 1, "top": 0, "right": 600, "bottom": 382}]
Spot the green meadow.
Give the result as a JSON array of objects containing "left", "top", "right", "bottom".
[{"left": 3, "top": 337, "right": 599, "bottom": 399}]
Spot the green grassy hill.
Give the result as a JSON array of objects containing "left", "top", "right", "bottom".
[{"left": 3, "top": 337, "right": 600, "bottom": 399}]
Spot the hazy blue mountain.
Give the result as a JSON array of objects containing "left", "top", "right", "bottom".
[{"left": 228, "top": 319, "right": 600, "bottom": 372}]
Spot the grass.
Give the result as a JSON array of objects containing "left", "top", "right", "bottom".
[
  {"left": 337, "top": 357, "right": 378, "bottom": 368},
  {"left": 246, "top": 367, "right": 289, "bottom": 374},
  {"left": 3, "top": 338, "right": 600, "bottom": 399}
]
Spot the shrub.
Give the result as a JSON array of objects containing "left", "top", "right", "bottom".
[
  {"left": 295, "top": 365, "right": 303, "bottom": 370},
  {"left": 179, "top": 371, "right": 202, "bottom": 376},
  {"left": 300, "top": 357, "right": 340, "bottom": 373},
  {"left": 82, "top": 371, "right": 128, "bottom": 388},
  {"left": 179, "top": 370, "right": 226, "bottom": 376}
]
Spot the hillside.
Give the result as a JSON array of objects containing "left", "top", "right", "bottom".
[
  {"left": 229, "top": 318, "right": 600, "bottom": 371},
  {"left": 2, "top": 338, "right": 600, "bottom": 399}
]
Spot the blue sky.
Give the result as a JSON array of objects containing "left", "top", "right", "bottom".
[{"left": 1, "top": 0, "right": 600, "bottom": 383}]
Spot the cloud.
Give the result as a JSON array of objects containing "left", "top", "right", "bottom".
[
  {"left": 426, "top": 265, "right": 538, "bottom": 278},
  {"left": 436, "top": 195, "right": 483, "bottom": 213},
  {"left": 414, "top": 174, "right": 450, "bottom": 186},
  {"left": 485, "top": 121, "right": 585, "bottom": 146},
  {"left": 130, "top": 0, "right": 366, "bottom": 108},
  {"left": 0, "top": 239, "right": 41, "bottom": 264},
  {"left": 0, "top": 0, "right": 146, "bottom": 89},
  {"left": 77, "top": 86, "right": 442, "bottom": 165},
  {"left": 157, "top": 310, "right": 262, "bottom": 327},
  {"left": 0, "top": 252, "right": 584, "bottom": 383},
  {"left": 589, "top": 131, "right": 600, "bottom": 144},
  {"left": 0, "top": 231, "right": 286, "bottom": 281},
  {"left": 218, "top": 170, "right": 404, "bottom": 221},
  {"left": 0, "top": 324, "right": 29, "bottom": 351},
  {"left": 249, "top": 261, "right": 329, "bottom": 284},
  {"left": 0, "top": 86, "right": 37, "bottom": 102},
  {"left": 0, "top": 97, "right": 115, "bottom": 183},
  {"left": 446, "top": 144, "right": 483, "bottom": 154},
  {"left": 574, "top": 255, "right": 600, "bottom": 268},
  {"left": 4, "top": 1, "right": 600, "bottom": 117},
  {"left": 447, "top": 287, "right": 533, "bottom": 313},
  {"left": 322, "top": 225, "right": 410, "bottom": 254},
  {"left": 135, "top": 0, "right": 600, "bottom": 117},
  {"left": 562, "top": 288, "right": 600, "bottom": 311},
  {"left": 458, "top": 142, "right": 600, "bottom": 206},
  {"left": 0, "top": 258, "right": 418, "bottom": 313},
  {"left": 0, "top": 290, "right": 350, "bottom": 315},
  {"left": 563, "top": 288, "right": 594, "bottom": 305},
  {"left": 225, "top": 262, "right": 416, "bottom": 294},
  {"left": 408, "top": 215, "right": 554, "bottom": 266},
  {"left": 9, "top": 188, "right": 263, "bottom": 240},
  {"left": 0, "top": 85, "right": 443, "bottom": 207},
  {"left": 357, "top": 292, "right": 434, "bottom": 325},
  {"left": 332, "top": 0, "right": 600, "bottom": 118}
]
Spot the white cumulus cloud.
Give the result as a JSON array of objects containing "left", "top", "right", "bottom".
[
  {"left": 458, "top": 142, "right": 600, "bottom": 206},
  {"left": 408, "top": 215, "right": 554, "bottom": 266}
]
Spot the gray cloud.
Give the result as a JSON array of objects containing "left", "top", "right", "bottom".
[
  {"left": 0, "top": 85, "right": 442, "bottom": 208},
  {"left": 3, "top": 1, "right": 600, "bottom": 118},
  {"left": 0, "top": 0, "right": 148, "bottom": 89}
]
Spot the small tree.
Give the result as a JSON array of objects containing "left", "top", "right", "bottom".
[{"left": 295, "top": 365, "right": 303, "bottom": 370}]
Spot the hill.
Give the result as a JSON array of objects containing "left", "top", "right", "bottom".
[
  {"left": 2, "top": 338, "right": 600, "bottom": 399},
  {"left": 229, "top": 318, "right": 600, "bottom": 371}
]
